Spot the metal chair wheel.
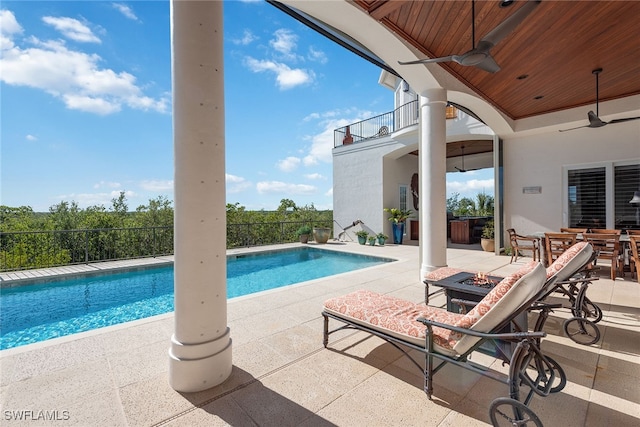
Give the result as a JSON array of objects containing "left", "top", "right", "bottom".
[
  {"left": 563, "top": 317, "right": 601, "bottom": 345},
  {"left": 489, "top": 397, "right": 543, "bottom": 427},
  {"left": 523, "top": 354, "right": 567, "bottom": 394},
  {"left": 571, "top": 285, "right": 603, "bottom": 323}
]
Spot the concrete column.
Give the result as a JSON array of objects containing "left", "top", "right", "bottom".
[
  {"left": 169, "top": 0, "right": 232, "bottom": 392},
  {"left": 419, "top": 88, "right": 448, "bottom": 279}
]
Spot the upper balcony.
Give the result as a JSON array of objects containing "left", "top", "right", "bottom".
[
  {"left": 333, "top": 100, "right": 417, "bottom": 148},
  {"left": 334, "top": 101, "right": 460, "bottom": 147}
]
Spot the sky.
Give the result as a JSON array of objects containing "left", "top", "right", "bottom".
[{"left": 0, "top": 0, "right": 493, "bottom": 213}]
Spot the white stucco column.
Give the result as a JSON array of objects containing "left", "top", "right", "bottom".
[
  {"left": 169, "top": 0, "right": 232, "bottom": 392},
  {"left": 419, "top": 88, "right": 448, "bottom": 279}
]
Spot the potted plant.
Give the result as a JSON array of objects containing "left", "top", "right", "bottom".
[
  {"left": 297, "top": 225, "right": 312, "bottom": 244},
  {"left": 368, "top": 236, "right": 377, "bottom": 246},
  {"left": 355, "top": 230, "right": 369, "bottom": 245},
  {"left": 384, "top": 208, "right": 414, "bottom": 244},
  {"left": 376, "top": 233, "right": 388, "bottom": 246},
  {"left": 481, "top": 219, "right": 495, "bottom": 252}
]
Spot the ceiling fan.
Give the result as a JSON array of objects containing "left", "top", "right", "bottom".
[
  {"left": 398, "top": 0, "right": 541, "bottom": 73},
  {"left": 455, "top": 145, "right": 476, "bottom": 173},
  {"left": 559, "top": 68, "right": 640, "bottom": 132}
]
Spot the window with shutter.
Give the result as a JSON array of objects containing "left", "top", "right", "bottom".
[{"left": 566, "top": 162, "right": 640, "bottom": 230}]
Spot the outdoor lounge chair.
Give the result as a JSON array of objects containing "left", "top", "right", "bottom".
[
  {"left": 323, "top": 242, "right": 596, "bottom": 425},
  {"left": 323, "top": 262, "right": 556, "bottom": 425}
]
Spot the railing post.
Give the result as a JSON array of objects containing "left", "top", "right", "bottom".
[
  {"left": 85, "top": 230, "right": 89, "bottom": 263},
  {"left": 153, "top": 227, "right": 157, "bottom": 258}
]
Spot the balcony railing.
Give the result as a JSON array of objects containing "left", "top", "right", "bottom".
[
  {"left": 334, "top": 100, "right": 419, "bottom": 147},
  {"left": 0, "top": 221, "right": 333, "bottom": 272}
]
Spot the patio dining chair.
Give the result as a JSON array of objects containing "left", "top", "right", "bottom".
[
  {"left": 507, "top": 228, "right": 540, "bottom": 263},
  {"left": 583, "top": 233, "right": 622, "bottom": 280},
  {"left": 545, "top": 232, "right": 578, "bottom": 266},
  {"left": 629, "top": 235, "right": 640, "bottom": 281}
]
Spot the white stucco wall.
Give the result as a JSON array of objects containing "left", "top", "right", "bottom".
[
  {"left": 502, "top": 119, "right": 640, "bottom": 240},
  {"left": 333, "top": 137, "right": 417, "bottom": 240}
]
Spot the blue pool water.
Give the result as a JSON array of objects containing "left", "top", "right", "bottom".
[{"left": 0, "top": 248, "right": 392, "bottom": 350}]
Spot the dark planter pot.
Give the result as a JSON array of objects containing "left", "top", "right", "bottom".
[
  {"left": 377, "top": 237, "right": 387, "bottom": 246},
  {"left": 299, "top": 234, "right": 310, "bottom": 244},
  {"left": 357, "top": 236, "right": 367, "bottom": 245},
  {"left": 392, "top": 223, "right": 405, "bottom": 244}
]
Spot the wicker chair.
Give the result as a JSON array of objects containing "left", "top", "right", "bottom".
[{"left": 507, "top": 228, "right": 540, "bottom": 263}]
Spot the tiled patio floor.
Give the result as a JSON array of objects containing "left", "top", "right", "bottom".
[{"left": 1, "top": 242, "right": 638, "bottom": 426}]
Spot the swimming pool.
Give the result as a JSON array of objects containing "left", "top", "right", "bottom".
[{"left": 0, "top": 247, "right": 393, "bottom": 350}]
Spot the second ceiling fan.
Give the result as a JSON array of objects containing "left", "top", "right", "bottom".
[
  {"left": 398, "top": 0, "right": 541, "bottom": 73},
  {"left": 560, "top": 68, "right": 640, "bottom": 132}
]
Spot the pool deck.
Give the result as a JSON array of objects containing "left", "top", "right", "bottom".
[{"left": 1, "top": 242, "right": 639, "bottom": 426}]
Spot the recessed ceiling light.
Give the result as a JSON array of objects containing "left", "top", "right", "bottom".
[
  {"left": 516, "top": 74, "right": 529, "bottom": 80},
  {"left": 500, "top": 0, "right": 515, "bottom": 8},
  {"left": 534, "top": 95, "right": 544, "bottom": 100}
]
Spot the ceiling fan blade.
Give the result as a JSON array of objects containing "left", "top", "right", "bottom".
[
  {"left": 559, "top": 124, "right": 590, "bottom": 132},
  {"left": 474, "top": 55, "right": 500, "bottom": 73},
  {"left": 455, "top": 167, "right": 467, "bottom": 173},
  {"left": 398, "top": 55, "right": 454, "bottom": 65},
  {"left": 481, "top": 0, "right": 542, "bottom": 47},
  {"left": 609, "top": 116, "right": 640, "bottom": 124}
]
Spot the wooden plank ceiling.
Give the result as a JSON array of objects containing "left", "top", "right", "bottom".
[{"left": 353, "top": 0, "right": 640, "bottom": 120}]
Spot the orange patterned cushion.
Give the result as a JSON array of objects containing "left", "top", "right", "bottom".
[
  {"left": 323, "top": 290, "right": 467, "bottom": 356},
  {"left": 424, "top": 267, "right": 464, "bottom": 281},
  {"left": 545, "top": 242, "right": 592, "bottom": 281}
]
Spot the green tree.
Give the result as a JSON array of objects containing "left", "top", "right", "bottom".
[
  {"left": 48, "top": 201, "right": 82, "bottom": 231},
  {"left": 475, "top": 192, "right": 494, "bottom": 216}
]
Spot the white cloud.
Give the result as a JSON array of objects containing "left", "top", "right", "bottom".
[
  {"left": 93, "top": 180, "right": 122, "bottom": 189},
  {"left": 325, "top": 187, "right": 333, "bottom": 197},
  {"left": 226, "top": 174, "right": 252, "bottom": 194},
  {"left": 447, "top": 178, "right": 494, "bottom": 196},
  {"left": 112, "top": 3, "right": 139, "bottom": 21},
  {"left": 42, "top": 16, "right": 100, "bottom": 43},
  {"left": 256, "top": 181, "right": 316, "bottom": 195},
  {"left": 0, "top": 15, "right": 170, "bottom": 115},
  {"left": 276, "top": 156, "right": 301, "bottom": 172},
  {"left": 25, "top": 134, "right": 37, "bottom": 141},
  {"left": 0, "top": 10, "right": 23, "bottom": 36},
  {"left": 232, "top": 29, "right": 257, "bottom": 45},
  {"left": 269, "top": 29, "right": 298, "bottom": 61},
  {"left": 244, "top": 57, "right": 313, "bottom": 90},
  {"left": 304, "top": 173, "right": 325, "bottom": 180},
  {"left": 139, "top": 179, "right": 173, "bottom": 192},
  {"left": 307, "top": 46, "right": 327, "bottom": 64}
]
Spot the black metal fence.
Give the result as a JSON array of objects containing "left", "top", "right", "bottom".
[{"left": 0, "top": 221, "right": 332, "bottom": 272}]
